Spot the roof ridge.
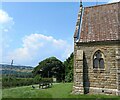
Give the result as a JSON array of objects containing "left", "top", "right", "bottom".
[{"left": 84, "top": 2, "right": 119, "bottom": 8}]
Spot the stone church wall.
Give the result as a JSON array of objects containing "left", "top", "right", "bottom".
[{"left": 73, "top": 41, "right": 120, "bottom": 95}]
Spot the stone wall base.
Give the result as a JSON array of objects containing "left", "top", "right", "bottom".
[
  {"left": 72, "top": 86, "right": 120, "bottom": 95},
  {"left": 72, "top": 86, "right": 84, "bottom": 94},
  {"left": 89, "top": 87, "right": 119, "bottom": 95}
]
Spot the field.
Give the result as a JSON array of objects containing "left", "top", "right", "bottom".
[{"left": 2, "top": 83, "right": 120, "bottom": 99}]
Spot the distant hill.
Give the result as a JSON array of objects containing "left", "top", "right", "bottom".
[
  {"left": 0, "top": 64, "right": 33, "bottom": 69},
  {"left": 0, "top": 64, "right": 34, "bottom": 78}
]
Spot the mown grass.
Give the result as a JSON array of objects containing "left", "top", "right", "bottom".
[{"left": 2, "top": 83, "right": 120, "bottom": 99}]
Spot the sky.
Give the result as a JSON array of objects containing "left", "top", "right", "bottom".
[{"left": 0, "top": 0, "right": 119, "bottom": 67}]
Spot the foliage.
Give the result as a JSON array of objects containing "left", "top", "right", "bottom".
[
  {"left": 2, "top": 83, "right": 120, "bottom": 99},
  {"left": 2, "top": 65, "right": 34, "bottom": 88},
  {"left": 40, "top": 78, "right": 53, "bottom": 83},
  {"left": 2, "top": 76, "right": 31, "bottom": 88},
  {"left": 2, "top": 71, "right": 33, "bottom": 78},
  {"left": 2, "top": 75, "right": 53, "bottom": 88},
  {"left": 64, "top": 53, "right": 74, "bottom": 82},
  {"left": 2, "top": 54, "right": 74, "bottom": 89},
  {"left": 33, "top": 75, "right": 42, "bottom": 84},
  {"left": 33, "top": 57, "right": 65, "bottom": 82},
  {"left": 2, "top": 75, "right": 40, "bottom": 88}
]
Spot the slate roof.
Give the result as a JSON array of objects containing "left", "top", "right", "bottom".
[{"left": 75, "top": 2, "right": 120, "bottom": 43}]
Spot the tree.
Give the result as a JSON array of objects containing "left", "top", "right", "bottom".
[
  {"left": 64, "top": 53, "right": 74, "bottom": 82},
  {"left": 33, "top": 75, "right": 41, "bottom": 84},
  {"left": 32, "top": 57, "right": 65, "bottom": 82}
]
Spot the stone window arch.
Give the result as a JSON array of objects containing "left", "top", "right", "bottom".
[{"left": 93, "top": 50, "right": 104, "bottom": 69}]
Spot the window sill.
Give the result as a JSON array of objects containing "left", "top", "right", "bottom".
[{"left": 93, "top": 68, "right": 105, "bottom": 72}]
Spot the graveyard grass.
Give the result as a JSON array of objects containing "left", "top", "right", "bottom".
[{"left": 2, "top": 83, "right": 120, "bottom": 99}]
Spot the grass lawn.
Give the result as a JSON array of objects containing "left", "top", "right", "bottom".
[{"left": 2, "top": 83, "right": 120, "bottom": 99}]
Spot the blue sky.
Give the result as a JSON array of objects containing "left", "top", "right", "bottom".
[{"left": 0, "top": 1, "right": 117, "bottom": 67}]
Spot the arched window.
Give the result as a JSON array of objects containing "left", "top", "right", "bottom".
[{"left": 93, "top": 50, "right": 104, "bottom": 69}]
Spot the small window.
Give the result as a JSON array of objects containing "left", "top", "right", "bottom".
[{"left": 93, "top": 50, "right": 104, "bottom": 69}]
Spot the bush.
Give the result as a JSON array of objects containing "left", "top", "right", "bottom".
[
  {"left": 2, "top": 76, "right": 36, "bottom": 88},
  {"left": 40, "top": 78, "right": 53, "bottom": 83}
]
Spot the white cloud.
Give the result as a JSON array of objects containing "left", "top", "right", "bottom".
[
  {"left": 108, "top": 0, "right": 119, "bottom": 3},
  {"left": 6, "top": 33, "right": 73, "bottom": 66},
  {"left": 0, "top": 9, "right": 14, "bottom": 33},
  {"left": 0, "top": 10, "right": 14, "bottom": 63}
]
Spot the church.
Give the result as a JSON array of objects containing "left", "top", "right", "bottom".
[{"left": 73, "top": 2, "right": 120, "bottom": 95}]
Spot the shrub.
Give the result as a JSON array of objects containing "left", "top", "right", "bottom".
[
  {"left": 40, "top": 78, "right": 53, "bottom": 83},
  {"left": 2, "top": 76, "right": 36, "bottom": 88}
]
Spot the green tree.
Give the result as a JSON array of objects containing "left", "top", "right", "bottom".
[
  {"left": 33, "top": 75, "right": 41, "bottom": 84},
  {"left": 33, "top": 57, "right": 65, "bottom": 82},
  {"left": 64, "top": 53, "right": 74, "bottom": 82}
]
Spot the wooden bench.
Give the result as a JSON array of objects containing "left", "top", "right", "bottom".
[{"left": 39, "top": 82, "right": 52, "bottom": 89}]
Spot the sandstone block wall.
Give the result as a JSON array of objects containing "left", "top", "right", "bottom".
[{"left": 73, "top": 41, "right": 120, "bottom": 95}]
